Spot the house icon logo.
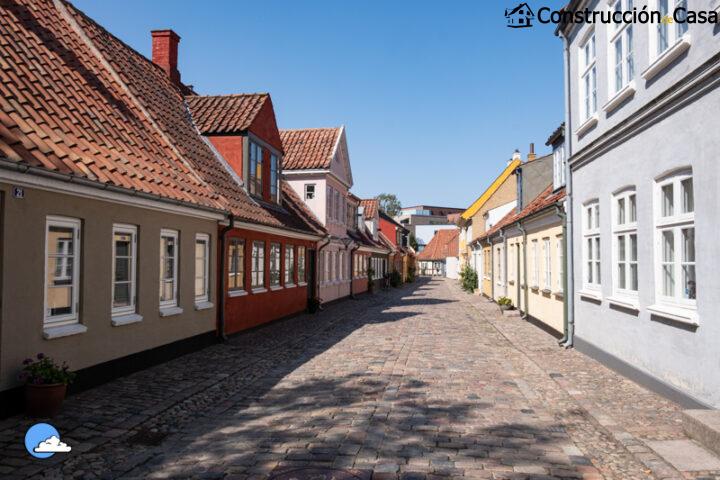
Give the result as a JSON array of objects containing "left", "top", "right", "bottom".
[{"left": 505, "top": 3, "right": 535, "bottom": 28}]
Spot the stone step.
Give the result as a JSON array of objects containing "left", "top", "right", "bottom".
[{"left": 682, "top": 409, "right": 720, "bottom": 458}]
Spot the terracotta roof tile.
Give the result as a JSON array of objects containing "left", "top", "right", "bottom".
[
  {"left": 417, "top": 229, "right": 460, "bottom": 261},
  {"left": 360, "top": 198, "right": 379, "bottom": 219},
  {"left": 280, "top": 128, "right": 340, "bottom": 170},
  {"left": 483, "top": 185, "right": 566, "bottom": 239},
  {"left": 186, "top": 94, "right": 268, "bottom": 134}
]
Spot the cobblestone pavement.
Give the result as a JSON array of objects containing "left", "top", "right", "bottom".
[{"left": 1, "top": 278, "right": 719, "bottom": 479}]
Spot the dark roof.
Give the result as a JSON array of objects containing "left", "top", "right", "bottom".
[
  {"left": 417, "top": 229, "right": 459, "bottom": 261},
  {"left": 482, "top": 185, "right": 565, "bottom": 240},
  {"left": 280, "top": 128, "right": 341, "bottom": 170},
  {"left": 347, "top": 228, "right": 385, "bottom": 251},
  {"left": 546, "top": 122, "right": 566, "bottom": 146},
  {"left": 186, "top": 94, "right": 268, "bottom": 134},
  {"left": 0, "top": 0, "right": 324, "bottom": 235}
]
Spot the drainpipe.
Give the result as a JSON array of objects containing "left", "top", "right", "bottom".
[
  {"left": 218, "top": 214, "right": 234, "bottom": 342},
  {"left": 499, "top": 228, "right": 507, "bottom": 299},
  {"left": 555, "top": 205, "right": 569, "bottom": 344},
  {"left": 561, "top": 29, "right": 576, "bottom": 348},
  {"left": 315, "top": 235, "right": 332, "bottom": 306},
  {"left": 487, "top": 237, "right": 495, "bottom": 300},
  {"left": 517, "top": 221, "right": 529, "bottom": 320},
  {"left": 515, "top": 232, "right": 522, "bottom": 311}
]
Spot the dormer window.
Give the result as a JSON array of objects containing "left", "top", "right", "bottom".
[
  {"left": 304, "top": 184, "right": 315, "bottom": 200},
  {"left": 553, "top": 143, "right": 566, "bottom": 190},
  {"left": 249, "top": 142, "right": 263, "bottom": 197},
  {"left": 270, "top": 153, "right": 279, "bottom": 202}
]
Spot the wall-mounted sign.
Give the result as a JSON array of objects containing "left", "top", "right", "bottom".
[{"left": 12, "top": 186, "right": 24, "bottom": 199}]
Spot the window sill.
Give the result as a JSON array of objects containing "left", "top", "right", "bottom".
[
  {"left": 553, "top": 291, "right": 564, "bottom": 299},
  {"left": 111, "top": 313, "right": 143, "bottom": 327},
  {"left": 298, "top": 281, "right": 308, "bottom": 287},
  {"left": 541, "top": 288, "right": 552, "bottom": 295},
  {"left": 579, "top": 289, "right": 602, "bottom": 302},
  {"left": 252, "top": 287, "right": 268, "bottom": 294},
  {"left": 508, "top": 280, "right": 515, "bottom": 286},
  {"left": 284, "top": 283, "right": 297, "bottom": 289},
  {"left": 603, "top": 80, "right": 636, "bottom": 113},
  {"left": 159, "top": 306, "right": 183, "bottom": 317},
  {"left": 647, "top": 303, "right": 698, "bottom": 326},
  {"left": 607, "top": 296, "right": 639, "bottom": 311},
  {"left": 194, "top": 301, "right": 214, "bottom": 311},
  {"left": 642, "top": 35, "right": 691, "bottom": 82},
  {"left": 228, "top": 289, "right": 248, "bottom": 298},
  {"left": 43, "top": 323, "right": 87, "bottom": 340},
  {"left": 269, "top": 285, "right": 283, "bottom": 292},
  {"left": 574, "top": 113, "right": 598, "bottom": 136}
]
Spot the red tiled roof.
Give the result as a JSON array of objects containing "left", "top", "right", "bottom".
[
  {"left": 0, "top": 0, "right": 324, "bottom": 235},
  {"left": 280, "top": 128, "right": 341, "bottom": 170},
  {"left": 483, "top": 185, "right": 566, "bottom": 239},
  {"left": 185, "top": 94, "right": 268, "bottom": 134},
  {"left": 360, "top": 198, "right": 379, "bottom": 219},
  {"left": 417, "top": 229, "right": 460, "bottom": 261},
  {"left": 347, "top": 228, "right": 386, "bottom": 251}
]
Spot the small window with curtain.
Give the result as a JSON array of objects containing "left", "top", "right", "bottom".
[
  {"left": 251, "top": 241, "right": 265, "bottom": 289},
  {"left": 112, "top": 224, "right": 137, "bottom": 316},
  {"left": 45, "top": 216, "right": 81, "bottom": 326},
  {"left": 269, "top": 242, "right": 281, "bottom": 287},
  {"left": 297, "top": 246, "right": 306, "bottom": 284},
  {"left": 284, "top": 245, "right": 295, "bottom": 285},
  {"left": 228, "top": 238, "right": 245, "bottom": 292},
  {"left": 160, "top": 229, "right": 179, "bottom": 307},
  {"left": 195, "top": 234, "right": 210, "bottom": 304}
]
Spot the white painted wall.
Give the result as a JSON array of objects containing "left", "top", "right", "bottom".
[{"left": 446, "top": 256, "right": 459, "bottom": 280}]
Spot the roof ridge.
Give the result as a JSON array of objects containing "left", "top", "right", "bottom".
[
  {"left": 280, "top": 126, "right": 341, "bottom": 132},
  {"left": 187, "top": 93, "right": 269, "bottom": 99}
]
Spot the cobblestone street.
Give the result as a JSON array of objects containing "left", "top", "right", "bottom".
[{"left": 1, "top": 278, "right": 719, "bottom": 479}]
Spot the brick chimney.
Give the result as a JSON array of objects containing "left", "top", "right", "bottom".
[
  {"left": 151, "top": 30, "right": 181, "bottom": 85},
  {"left": 527, "top": 143, "right": 536, "bottom": 162}
]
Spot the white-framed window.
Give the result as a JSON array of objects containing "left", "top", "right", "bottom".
[
  {"left": 269, "top": 242, "right": 281, "bottom": 287},
  {"left": 338, "top": 251, "right": 344, "bottom": 281},
  {"left": 543, "top": 237, "right": 552, "bottom": 290},
  {"left": 553, "top": 144, "right": 566, "bottom": 190},
  {"left": 613, "top": 189, "right": 638, "bottom": 297},
  {"left": 270, "top": 153, "right": 280, "bottom": 202},
  {"left": 251, "top": 241, "right": 265, "bottom": 288},
  {"left": 284, "top": 245, "right": 295, "bottom": 285},
  {"left": 304, "top": 184, "right": 315, "bottom": 200},
  {"left": 323, "top": 250, "right": 330, "bottom": 282},
  {"left": 248, "top": 142, "right": 263, "bottom": 197},
  {"left": 508, "top": 244, "right": 515, "bottom": 282},
  {"left": 45, "top": 216, "right": 81, "bottom": 326},
  {"left": 495, "top": 246, "right": 504, "bottom": 285},
  {"left": 160, "top": 229, "right": 179, "bottom": 307},
  {"left": 112, "top": 224, "right": 137, "bottom": 316},
  {"left": 579, "top": 32, "right": 597, "bottom": 121},
  {"left": 228, "top": 238, "right": 245, "bottom": 291},
  {"left": 556, "top": 234, "right": 564, "bottom": 292},
  {"left": 608, "top": 0, "right": 634, "bottom": 95},
  {"left": 583, "top": 201, "right": 601, "bottom": 290},
  {"left": 652, "top": 0, "right": 688, "bottom": 59},
  {"left": 655, "top": 170, "right": 695, "bottom": 305},
  {"left": 298, "top": 246, "right": 306, "bottom": 283},
  {"left": 531, "top": 239, "right": 539, "bottom": 287},
  {"left": 195, "top": 233, "right": 210, "bottom": 303}
]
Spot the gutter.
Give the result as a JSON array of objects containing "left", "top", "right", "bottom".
[
  {"left": 217, "top": 214, "right": 235, "bottom": 342},
  {"left": 561, "top": 30, "right": 576, "bottom": 348},
  {"left": 0, "top": 158, "right": 226, "bottom": 217}
]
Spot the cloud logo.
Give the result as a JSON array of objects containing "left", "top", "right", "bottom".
[
  {"left": 34, "top": 435, "right": 71, "bottom": 453},
  {"left": 24, "top": 423, "right": 72, "bottom": 459}
]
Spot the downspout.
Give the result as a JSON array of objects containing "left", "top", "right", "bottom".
[
  {"left": 515, "top": 228, "right": 522, "bottom": 311},
  {"left": 556, "top": 204, "right": 569, "bottom": 344},
  {"left": 517, "top": 221, "right": 529, "bottom": 320},
  {"left": 315, "top": 235, "right": 332, "bottom": 306},
  {"left": 487, "top": 237, "right": 495, "bottom": 300},
  {"left": 499, "top": 228, "right": 506, "bottom": 299},
  {"left": 561, "top": 29, "right": 576, "bottom": 348},
  {"left": 218, "top": 214, "right": 234, "bottom": 342}
]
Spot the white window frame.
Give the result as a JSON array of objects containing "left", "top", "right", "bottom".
[
  {"left": 531, "top": 239, "right": 539, "bottom": 288},
  {"left": 608, "top": 0, "right": 635, "bottom": 96},
  {"left": 269, "top": 242, "right": 281, "bottom": 287},
  {"left": 654, "top": 170, "right": 696, "bottom": 307},
  {"left": 228, "top": 238, "right": 245, "bottom": 292},
  {"left": 195, "top": 233, "right": 210, "bottom": 304},
  {"left": 650, "top": 0, "right": 689, "bottom": 61},
  {"left": 269, "top": 153, "right": 280, "bottom": 202},
  {"left": 251, "top": 241, "right": 265, "bottom": 289},
  {"left": 304, "top": 183, "right": 315, "bottom": 200},
  {"left": 579, "top": 31, "right": 597, "bottom": 122},
  {"left": 553, "top": 145, "right": 566, "bottom": 190},
  {"left": 543, "top": 237, "right": 552, "bottom": 290},
  {"left": 44, "top": 216, "right": 81, "bottom": 327},
  {"left": 508, "top": 244, "right": 515, "bottom": 283},
  {"left": 112, "top": 224, "right": 138, "bottom": 316},
  {"left": 248, "top": 142, "right": 263, "bottom": 198},
  {"left": 284, "top": 245, "right": 295, "bottom": 286},
  {"left": 297, "top": 246, "right": 306, "bottom": 284},
  {"left": 159, "top": 229, "right": 179, "bottom": 308},
  {"left": 612, "top": 189, "right": 638, "bottom": 300},
  {"left": 583, "top": 201, "right": 601, "bottom": 291},
  {"left": 495, "top": 245, "right": 504, "bottom": 286},
  {"left": 556, "top": 234, "right": 564, "bottom": 293}
]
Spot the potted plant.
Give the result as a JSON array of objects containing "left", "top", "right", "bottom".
[
  {"left": 498, "top": 297, "right": 514, "bottom": 311},
  {"left": 18, "top": 353, "right": 75, "bottom": 417}
]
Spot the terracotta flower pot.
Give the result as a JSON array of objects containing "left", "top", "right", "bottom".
[{"left": 25, "top": 383, "right": 67, "bottom": 417}]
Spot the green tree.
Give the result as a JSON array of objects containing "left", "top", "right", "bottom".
[
  {"left": 377, "top": 193, "right": 402, "bottom": 217},
  {"left": 409, "top": 233, "right": 419, "bottom": 251}
]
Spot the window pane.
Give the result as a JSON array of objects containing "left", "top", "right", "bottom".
[
  {"left": 626, "top": 27, "right": 634, "bottom": 79},
  {"left": 594, "top": 205, "right": 600, "bottom": 228},
  {"left": 161, "top": 280, "right": 174, "bottom": 301},
  {"left": 630, "top": 264, "right": 638, "bottom": 291},
  {"left": 682, "top": 227, "right": 695, "bottom": 262},
  {"left": 683, "top": 264, "right": 696, "bottom": 299},
  {"left": 629, "top": 234, "right": 637, "bottom": 261},
  {"left": 662, "top": 230, "right": 674, "bottom": 262},
  {"left": 662, "top": 265, "right": 674, "bottom": 296},
  {"left": 113, "top": 283, "right": 130, "bottom": 307},
  {"left": 681, "top": 178, "right": 694, "bottom": 213},
  {"left": 617, "top": 235, "right": 626, "bottom": 261},
  {"left": 594, "top": 237, "right": 600, "bottom": 261},
  {"left": 115, "top": 234, "right": 131, "bottom": 257},
  {"left": 618, "top": 263, "right": 626, "bottom": 289},
  {"left": 115, "top": 257, "right": 130, "bottom": 282},
  {"left": 661, "top": 184, "right": 674, "bottom": 217},
  {"left": 617, "top": 198, "right": 625, "bottom": 225},
  {"left": 629, "top": 194, "right": 637, "bottom": 222},
  {"left": 615, "top": 38, "right": 623, "bottom": 91}
]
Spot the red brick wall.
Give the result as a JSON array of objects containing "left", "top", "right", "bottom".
[
  {"left": 219, "top": 226, "right": 315, "bottom": 335},
  {"left": 208, "top": 135, "right": 244, "bottom": 180}
]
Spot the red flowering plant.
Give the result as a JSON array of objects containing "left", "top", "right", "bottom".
[{"left": 18, "top": 353, "right": 76, "bottom": 385}]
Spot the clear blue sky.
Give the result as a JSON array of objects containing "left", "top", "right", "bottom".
[{"left": 74, "top": 0, "right": 567, "bottom": 209}]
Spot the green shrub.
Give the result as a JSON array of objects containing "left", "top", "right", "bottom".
[
  {"left": 498, "top": 296, "right": 513, "bottom": 307},
  {"left": 390, "top": 270, "right": 402, "bottom": 287},
  {"left": 459, "top": 265, "right": 478, "bottom": 293},
  {"left": 406, "top": 266, "right": 416, "bottom": 283}
]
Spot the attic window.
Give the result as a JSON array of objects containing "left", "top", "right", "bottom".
[{"left": 304, "top": 184, "right": 315, "bottom": 200}]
